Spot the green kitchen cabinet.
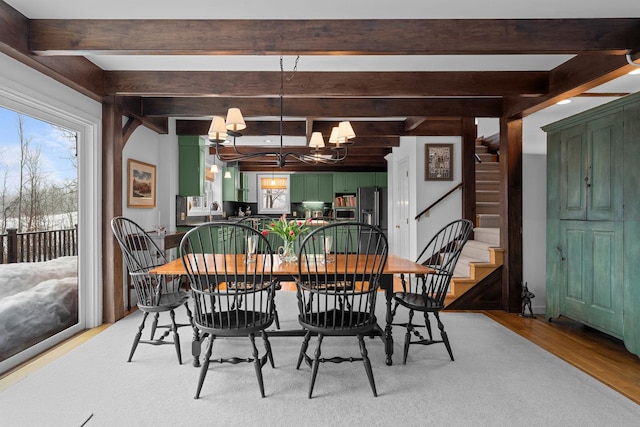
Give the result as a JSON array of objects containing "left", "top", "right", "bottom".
[
  {"left": 305, "top": 174, "right": 320, "bottom": 200},
  {"left": 374, "top": 172, "right": 388, "bottom": 187},
  {"left": 317, "top": 174, "right": 334, "bottom": 202},
  {"left": 291, "top": 173, "right": 333, "bottom": 202},
  {"left": 178, "top": 136, "right": 205, "bottom": 196},
  {"left": 357, "top": 172, "right": 375, "bottom": 188},
  {"left": 222, "top": 166, "right": 239, "bottom": 201},
  {"left": 333, "top": 172, "right": 358, "bottom": 193},
  {"left": 237, "top": 172, "right": 249, "bottom": 202},
  {"left": 290, "top": 173, "right": 305, "bottom": 202},
  {"left": 334, "top": 224, "right": 358, "bottom": 253}
]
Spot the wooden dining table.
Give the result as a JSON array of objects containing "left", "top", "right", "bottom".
[{"left": 151, "top": 253, "right": 433, "bottom": 365}]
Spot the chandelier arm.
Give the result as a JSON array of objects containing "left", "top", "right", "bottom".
[{"left": 213, "top": 143, "right": 280, "bottom": 163}]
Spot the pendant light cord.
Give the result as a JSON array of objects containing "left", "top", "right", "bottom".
[{"left": 279, "top": 56, "right": 300, "bottom": 158}]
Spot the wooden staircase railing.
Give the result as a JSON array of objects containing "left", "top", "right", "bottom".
[{"left": 415, "top": 182, "right": 463, "bottom": 220}]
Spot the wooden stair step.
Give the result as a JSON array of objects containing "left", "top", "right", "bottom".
[
  {"left": 476, "top": 170, "right": 500, "bottom": 181},
  {"left": 477, "top": 202, "right": 501, "bottom": 215},
  {"left": 476, "top": 152, "right": 498, "bottom": 163},
  {"left": 461, "top": 240, "right": 492, "bottom": 262},
  {"left": 476, "top": 190, "right": 500, "bottom": 202},
  {"left": 476, "top": 214, "right": 500, "bottom": 228},
  {"left": 476, "top": 162, "right": 500, "bottom": 171},
  {"left": 473, "top": 227, "right": 500, "bottom": 246},
  {"left": 476, "top": 180, "right": 500, "bottom": 191}
]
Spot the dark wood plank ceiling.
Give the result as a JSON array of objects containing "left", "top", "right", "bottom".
[{"left": 1, "top": 3, "right": 639, "bottom": 170}]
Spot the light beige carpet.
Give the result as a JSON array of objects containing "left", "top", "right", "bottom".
[{"left": 1, "top": 291, "right": 639, "bottom": 426}]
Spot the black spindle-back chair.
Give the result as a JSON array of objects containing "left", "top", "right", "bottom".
[{"left": 295, "top": 222, "right": 388, "bottom": 398}]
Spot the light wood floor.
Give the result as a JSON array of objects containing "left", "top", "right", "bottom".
[
  {"left": 484, "top": 311, "right": 640, "bottom": 405},
  {"left": 2, "top": 309, "right": 640, "bottom": 406}
]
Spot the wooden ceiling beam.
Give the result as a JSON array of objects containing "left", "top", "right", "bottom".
[
  {"left": 30, "top": 19, "right": 640, "bottom": 55},
  {"left": 0, "top": 2, "right": 104, "bottom": 102},
  {"left": 104, "top": 70, "right": 547, "bottom": 97},
  {"left": 146, "top": 97, "right": 503, "bottom": 118},
  {"left": 505, "top": 53, "right": 639, "bottom": 118}
]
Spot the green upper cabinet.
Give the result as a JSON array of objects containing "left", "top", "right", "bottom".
[
  {"left": 291, "top": 173, "right": 333, "bottom": 202},
  {"left": 357, "top": 172, "right": 375, "bottom": 188},
  {"left": 290, "top": 173, "right": 305, "bottom": 202},
  {"left": 557, "top": 111, "right": 623, "bottom": 221},
  {"left": 238, "top": 172, "right": 249, "bottom": 202},
  {"left": 222, "top": 165, "right": 238, "bottom": 201},
  {"left": 317, "top": 174, "right": 333, "bottom": 202},
  {"left": 375, "top": 172, "right": 388, "bottom": 187},
  {"left": 178, "top": 136, "right": 205, "bottom": 196},
  {"left": 333, "top": 172, "right": 387, "bottom": 193},
  {"left": 333, "top": 172, "right": 358, "bottom": 193}
]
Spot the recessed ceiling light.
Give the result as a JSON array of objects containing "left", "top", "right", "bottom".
[{"left": 557, "top": 99, "right": 572, "bottom": 105}]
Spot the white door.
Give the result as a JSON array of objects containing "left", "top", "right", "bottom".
[{"left": 394, "top": 157, "right": 411, "bottom": 260}]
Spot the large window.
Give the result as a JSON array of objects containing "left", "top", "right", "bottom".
[
  {"left": 257, "top": 174, "right": 289, "bottom": 214},
  {"left": 0, "top": 106, "right": 78, "bottom": 365}
]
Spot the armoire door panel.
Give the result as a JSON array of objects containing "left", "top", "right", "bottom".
[
  {"left": 559, "top": 221, "right": 623, "bottom": 337},
  {"left": 587, "top": 112, "right": 623, "bottom": 221},
  {"left": 559, "top": 126, "right": 587, "bottom": 220}
]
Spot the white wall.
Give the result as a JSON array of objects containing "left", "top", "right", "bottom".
[
  {"left": 389, "top": 136, "right": 462, "bottom": 261},
  {"left": 122, "top": 119, "right": 178, "bottom": 231}
]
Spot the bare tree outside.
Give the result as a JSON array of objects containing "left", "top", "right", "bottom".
[{"left": 0, "top": 113, "right": 78, "bottom": 234}]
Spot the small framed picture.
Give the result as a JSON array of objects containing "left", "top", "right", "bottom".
[
  {"left": 127, "top": 159, "right": 157, "bottom": 208},
  {"left": 425, "top": 144, "right": 453, "bottom": 181}
]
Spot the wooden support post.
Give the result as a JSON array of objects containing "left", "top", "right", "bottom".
[
  {"left": 101, "top": 100, "right": 124, "bottom": 323},
  {"left": 499, "top": 117, "right": 523, "bottom": 312},
  {"left": 461, "top": 117, "right": 477, "bottom": 228}
]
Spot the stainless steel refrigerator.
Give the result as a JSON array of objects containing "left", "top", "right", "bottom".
[{"left": 357, "top": 187, "right": 388, "bottom": 251}]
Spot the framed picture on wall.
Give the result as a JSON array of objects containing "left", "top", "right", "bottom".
[
  {"left": 425, "top": 144, "right": 453, "bottom": 181},
  {"left": 127, "top": 158, "right": 157, "bottom": 208}
]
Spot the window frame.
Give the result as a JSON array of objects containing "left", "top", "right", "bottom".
[{"left": 256, "top": 173, "right": 290, "bottom": 214}]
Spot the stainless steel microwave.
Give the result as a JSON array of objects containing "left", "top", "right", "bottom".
[{"left": 334, "top": 208, "right": 356, "bottom": 220}]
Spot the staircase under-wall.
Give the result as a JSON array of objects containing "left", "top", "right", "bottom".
[{"left": 445, "top": 140, "right": 503, "bottom": 307}]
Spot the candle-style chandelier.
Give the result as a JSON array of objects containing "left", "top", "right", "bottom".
[{"left": 207, "top": 56, "right": 355, "bottom": 167}]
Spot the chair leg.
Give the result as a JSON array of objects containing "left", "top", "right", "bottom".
[
  {"left": 358, "top": 335, "right": 377, "bottom": 397},
  {"left": 434, "top": 312, "right": 454, "bottom": 361},
  {"left": 423, "top": 311, "right": 433, "bottom": 340},
  {"left": 309, "top": 334, "right": 324, "bottom": 399},
  {"left": 262, "top": 330, "right": 275, "bottom": 368},
  {"left": 128, "top": 311, "right": 148, "bottom": 362},
  {"left": 184, "top": 301, "right": 195, "bottom": 329},
  {"left": 403, "top": 309, "right": 414, "bottom": 365},
  {"left": 169, "top": 309, "right": 182, "bottom": 365},
  {"left": 150, "top": 312, "right": 159, "bottom": 340},
  {"left": 194, "top": 335, "right": 214, "bottom": 399},
  {"left": 273, "top": 299, "right": 280, "bottom": 330},
  {"left": 297, "top": 330, "right": 312, "bottom": 369},
  {"left": 250, "top": 333, "right": 266, "bottom": 398}
]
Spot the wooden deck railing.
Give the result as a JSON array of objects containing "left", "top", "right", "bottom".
[{"left": 0, "top": 226, "right": 78, "bottom": 264}]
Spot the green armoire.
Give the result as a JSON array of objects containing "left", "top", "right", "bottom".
[{"left": 544, "top": 91, "right": 640, "bottom": 357}]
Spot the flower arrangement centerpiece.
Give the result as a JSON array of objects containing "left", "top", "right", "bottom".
[{"left": 262, "top": 214, "right": 312, "bottom": 262}]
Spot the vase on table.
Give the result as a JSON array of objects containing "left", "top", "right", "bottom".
[{"left": 277, "top": 240, "right": 297, "bottom": 263}]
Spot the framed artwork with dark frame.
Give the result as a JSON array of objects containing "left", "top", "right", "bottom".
[
  {"left": 127, "top": 158, "right": 157, "bottom": 208},
  {"left": 425, "top": 144, "right": 453, "bottom": 181}
]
